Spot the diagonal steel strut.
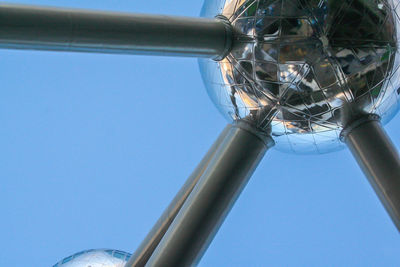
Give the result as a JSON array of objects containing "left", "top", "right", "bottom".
[
  {"left": 126, "top": 126, "right": 231, "bottom": 267},
  {"left": 342, "top": 115, "right": 400, "bottom": 232},
  {"left": 127, "top": 121, "right": 274, "bottom": 267}
]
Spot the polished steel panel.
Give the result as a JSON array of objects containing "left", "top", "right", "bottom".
[
  {"left": 0, "top": 3, "right": 233, "bottom": 59},
  {"left": 53, "top": 249, "right": 131, "bottom": 267},
  {"left": 126, "top": 126, "right": 231, "bottom": 267},
  {"left": 144, "top": 121, "right": 273, "bottom": 267},
  {"left": 200, "top": 0, "right": 400, "bottom": 154},
  {"left": 343, "top": 115, "right": 400, "bottom": 231}
]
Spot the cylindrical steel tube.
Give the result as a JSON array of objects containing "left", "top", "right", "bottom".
[
  {"left": 126, "top": 126, "right": 231, "bottom": 267},
  {"left": 144, "top": 122, "right": 273, "bottom": 267},
  {"left": 342, "top": 115, "right": 400, "bottom": 231},
  {"left": 0, "top": 4, "right": 233, "bottom": 59}
]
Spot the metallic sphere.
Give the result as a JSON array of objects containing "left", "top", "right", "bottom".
[
  {"left": 52, "top": 249, "right": 130, "bottom": 267},
  {"left": 200, "top": 0, "right": 400, "bottom": 154}
]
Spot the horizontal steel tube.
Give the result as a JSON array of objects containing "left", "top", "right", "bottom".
[
  {"left": 343, "top": 116, "right": 400, "bottom": 231},
  {"left": 145, "top": 122, "right": 273, "bottom": 267},
  {"left": 0, "top": 4, "right": 232, "bottom": 58},
  {"left": 126, "top": 126, "right": 231, "bottom": 267}
]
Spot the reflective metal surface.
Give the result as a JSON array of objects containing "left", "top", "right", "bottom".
[
  {"left": 200, "top": 0, "right": 400, "bottom": 154},
  {"left": 53, "top": 249, "right": 131, "bottom": 267}
]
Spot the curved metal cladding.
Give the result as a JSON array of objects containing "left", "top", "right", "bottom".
[
  {"left": 53, "top": 249, "right": 131, "bottom": 267},
  {"left": 200, "top": 0, "right": 400, "bottom": 154}
]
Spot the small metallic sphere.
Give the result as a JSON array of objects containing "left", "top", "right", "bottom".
[
  {"left": 200, "top": 0, "right": 400, "bottom": 154},
  {"left": 52, "top": 249, "right": 130, "bottom": 267}
]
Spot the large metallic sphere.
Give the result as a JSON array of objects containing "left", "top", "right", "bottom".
[
  {"left": 52, "top": 249, "right": 130, "bottom": 267},
  {"left": 200, "top": 0, "right": 400, "bottom": 154}
]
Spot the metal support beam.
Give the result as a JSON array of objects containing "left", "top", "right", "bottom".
[
  {"left": 136, "top": 121, "right": 273, "bottom": 267},
  {"left": 126, "top": 126, "right": 231, "bottom": 267},
  {"left": 341, "top": 115, "right": 400, "bottom": 231},
  {"left": 0, "top": 4, "right": 233, "bottom": 59}
]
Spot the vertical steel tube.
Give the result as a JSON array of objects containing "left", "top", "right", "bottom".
[
  {"left": 342, "top": 115, "right": 400, "bottom": 231},
  {"left": 0, "top": 4, "right": 233, "bottom": 59},
  {"left": 126, "top": 126, "right": 231, "bottom": 267},
  {"left": 144, "top": 122, "right": 273, "bottom": 267}
]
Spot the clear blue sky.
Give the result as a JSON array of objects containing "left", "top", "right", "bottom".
[{"left": 1, "top": 0, "right": 400, "bottom": 266}]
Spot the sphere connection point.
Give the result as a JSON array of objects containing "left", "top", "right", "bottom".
[
  {"left": 53, "top": 249, "right": 131, "bottom": 267},
  {"left": 200, "top": 0, "right": 400, "bottom": 154}
]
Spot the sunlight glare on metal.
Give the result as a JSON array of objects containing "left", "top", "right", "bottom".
[
  {"left": 200, "top": 0, "right": 400, "bottom": 154},
  {"left": 53, "top": 249, "right": 131, "bottom": 267}
]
